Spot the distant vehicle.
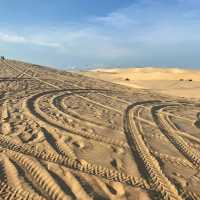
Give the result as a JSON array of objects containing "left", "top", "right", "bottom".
[
  {"left": 188, "top": 79, "right": 193, "bottom": 82},
  {"left": 0, "top": 56, "right": 5, "bottom": 60}
]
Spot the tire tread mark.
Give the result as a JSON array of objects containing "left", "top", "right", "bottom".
[
  {"left": 0, "top": 135, "right": 148, "bottom": 189},
  {"left": 152, "top": 105, "right": 200, "bottom": 168},
  {"left": 124, "top": 104, "right": 183, "bottom": 200},
  {"left": 5, "top": 150, "right": 72, "bottom": 200},
  {"left": 23, "top": 92, "right": 127, "bottom": 148}
]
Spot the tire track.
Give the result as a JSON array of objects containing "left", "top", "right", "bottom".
[
  {"left": 152, "top": 104, "right": 200, "bottom": 169},
  {"left": 152, "top": 151, "right": 193, "bottom": 169},
  {"left": 52, "top": 92, "right": 120, "bottom": 129},
  {"left": 3, "top": 59, "right": 199, "bottom": 199},
  {"left": 124, "top": 102, "right": 183, "bottom": 199},
  {"left": 5, "top": 150, "right": 72, "bottom": 200},
  {"left": 139, "top": 104, "right": 195, "bottom": 123},
  {"left": 0, "top": 154, "right": 21, "bottom": 188},
  {"left": 0, "top": 181, "right": 45, "bottom": 200},
  {"left": 3, "top": 60, "right": 60, "bottom": 89},
  {"left": 52, "top": 167, "right": 93, "bottom": 200},
  {"left": 0, "top": 135, "right": 148, "bottom": 189},
  {"left": 12, "top": 60, "right": 131, "bottom": 104},
  {"left": 0, "top": 153, "right": 45, "bottom": 200},
  {"left": 3, "top": 60, "right": 126, "bottom": 113},
  {"left": 23, "top": 91, "right": 127, "bottom": 149}
]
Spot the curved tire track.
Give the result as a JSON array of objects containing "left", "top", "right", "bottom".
[
  {"left": 152, "top": 104, "right": 200, "bottom": 168},
  {"left": 124, "top": 102, "right": 182, "bottom": 200},
  {"left": 23, "top": 91, "right": 127, "bottom": 148}
]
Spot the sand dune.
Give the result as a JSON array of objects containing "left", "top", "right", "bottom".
[
  {"left": 82, "top": 67, "right": 200, "bottom": 98},
  {"left": 0, "top": 59, "right": 200, "bottom": 199}
]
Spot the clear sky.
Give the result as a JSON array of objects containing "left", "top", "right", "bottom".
[{"left": 0, "top": 0, "right": 200, "bottom": 69}]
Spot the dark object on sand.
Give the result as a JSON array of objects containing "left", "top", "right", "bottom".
[
  {"left": 194, "top": 119, "right": 200, "bottom": 128},
  {"left": 195, "top": 113, "right": 200, "bottom": 128}
]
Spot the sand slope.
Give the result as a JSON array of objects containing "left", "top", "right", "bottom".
[{"left": 0, "top": 60, "right": 200, "bottom": 199}]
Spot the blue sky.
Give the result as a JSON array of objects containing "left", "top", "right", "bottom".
[{"left": 0, "top": 0, "right": 200, "bottom": 69}]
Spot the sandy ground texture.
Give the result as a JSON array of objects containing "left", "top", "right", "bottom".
[
  {"left": 0, "top": 59, "right": 200, "bottom": 200},
  {"left": 82, "top": 67, "right": 200, "bottom": 99}
]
